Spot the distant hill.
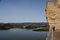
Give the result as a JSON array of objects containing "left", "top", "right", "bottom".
[{"left": 0, "top": 22, "right": 48, "bottom": 27}]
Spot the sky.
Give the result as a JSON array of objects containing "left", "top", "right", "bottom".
[{"left": 0, "top": 0, "right": 55, "bottom": 23}]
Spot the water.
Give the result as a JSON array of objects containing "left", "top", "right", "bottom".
[{"left": 0, "top": 28, "right": 48, "bottom": 40}]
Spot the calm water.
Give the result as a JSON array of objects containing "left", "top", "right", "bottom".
[{"left": 0, "top": 28, "right": 48, "bottom": 40}]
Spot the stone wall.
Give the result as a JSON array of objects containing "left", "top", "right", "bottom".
[{"left": 46, "top": 0, "right": 60, "bottom": 30}]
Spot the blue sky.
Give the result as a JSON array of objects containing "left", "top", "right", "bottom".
[{"left": 0, "top": 0, "right": 55, "bottom": 23}]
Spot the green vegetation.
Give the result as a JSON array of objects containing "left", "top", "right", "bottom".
[{"left": 0, "top": 23, "right": 49, "bottom": 30}]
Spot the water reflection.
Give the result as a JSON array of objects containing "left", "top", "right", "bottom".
[{"left": 0, "top": 28, "right": 48, "bottom": 40}]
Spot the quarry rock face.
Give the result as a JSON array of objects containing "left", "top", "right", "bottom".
[{"left": 46, "top": 0, "right": 60, "bottom": 30}]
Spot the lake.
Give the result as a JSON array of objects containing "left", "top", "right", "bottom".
[{"left": 0, "top": 28, "right": 48, "bottom": 40}]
